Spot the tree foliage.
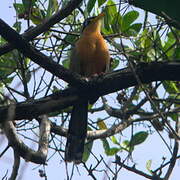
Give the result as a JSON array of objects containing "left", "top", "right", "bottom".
[{"left": 0, "top": 0, "right": 180, "bottom": 179}]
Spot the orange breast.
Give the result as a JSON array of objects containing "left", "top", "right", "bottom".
[{"left": 75, "top": 32, "right": 110, "bottom": 77}]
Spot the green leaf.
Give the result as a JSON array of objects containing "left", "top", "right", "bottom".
[
  {"left": 106, "top": 0, "right": 117, "bottom": 14},
  {"left": 163, "top": 32, "right": 176, "bottom": 58},
  {"left": 83, "top": 140, "right": 93, "bottom": 162},
  {"left": 13, "top": 22, "right": 22, "bottom": 33},
  {"left": 102, "top": 138, "right": 110, "bottom": 155},
  {"left": 146, "top": 160, "right": 153, "bottom": 174},
  {"left": 0, "top": 50, "right": 18, "bottom": 79},
  {"left": 111, "top": 136, "right": 119, "bottom": 145},
  {"left": 102, "top": 138, "right": 120, "bottom": 156},
  {"left": 13, "top": 3, "right": 25, "bottom": 14},
  {"left": 120, "top": 140, "right": 134, "bottom": 152},
  {"left": 121, "top": 140, "right": 130, "bottom": 147},
  {"left": 0, "top": 36, "right": 5, "bottom": 45},
  {"left": 163, "top": 81, "right": 179, "bottom": 94},
  {"left": 97, "top": 120, "right": 107, "bottom": 129},
  {"left": 30, "top": 8, "right": 44, "bottom": 25},
  {"left": 104, "top": 0, "right": 117, "bottom": 31},
  {"left": 106, "top": 147, "right": 120, "bottom": 156},
  {"left": 101, "top": 139, "right": 121, "bottom": 156},
  {"left": 98, "top": 0, "right": 106, "bottom": 7},
  {"left": 25, "top": 57, "right": 31, "bottom": 66},
  {"left": 174, "top": 47, "right": 180, "bottom": 59},
  {"left": 104, "top": 9, "right": 111, "bottom": 31},
  {"left": 169, "top": 113, "right": 178, "bottom": 121},
  {"left": 111, "top": 13, "right": 122, "bottom": 33},
  {"left": 87, "top": 0, "right": 96, "bottom": 13},
  {"left": 111, "top": 58, "right": 119, "bottom": 70},
  {"left": 88, "top": 103, "right": 93, "bottom": 110},
  {"left": 130, "top": 23, "right": 142, "bottom": 33},
  {"left": 122, "top": 11, "right": 139, "bottom": 32},
  {"left": 130, "top": 131, "right": 148, "bottom": 146},
  {"left": 47, "top": 0, "right": 58, "bottom": 17},
  {"left": 3, "top": 77, "right": 14, "bottom": 84},
  {"left": 62, "top": 59, "right": 69, "bottom": 69},
  {"left": 140, "top": 29, "right": 153, "bottom": 51},
  {"left": 52, "top": 86, "right": 59, "bottom": 93},
  {"left": 63, "top": 34, "right": 78, "bottom": 48},
  {"left": 125, "top": 23, "right": 142, "bottom": 36}
]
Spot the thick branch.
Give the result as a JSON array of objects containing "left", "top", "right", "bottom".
[
  {"left": 0, "top": 18, "right": 84, "bottom": 87},
  {"left": 0, "top": 62, "right": 180, "bottom": 122},
  {"left": 3, "top": 111, "right": 51, "bottom": 164},
  {"left": 0, "top": 0, "right": 83, "bottom": 56},
  {"left": 50, "top": 118, "right": 132, "bottom": 140},
  {"left": 38, "top": 115, "right": 51, "bottom": 158},
  {"left": 45, "top": 106, "right": 180, "bottom": 140}
]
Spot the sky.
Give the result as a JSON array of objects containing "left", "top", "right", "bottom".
[{"left": 0, "top": 1, "right": 179, "bottom": 180}]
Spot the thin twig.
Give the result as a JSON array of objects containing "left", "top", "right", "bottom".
[{"left": 9, "top": 150, "right": 20, "bottom": 180}]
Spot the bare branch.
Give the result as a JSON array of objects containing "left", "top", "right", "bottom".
[
  {"left": 153, "top": 155, "right": 180, "bottom": 174},
  {"left": 0, "top": 145, "right": 10, "bottom": 158},
  {"left": 163, "top": 141, "right": 179, "bottom": 179},
  {"left": 50, "top": 114, "right": 131, "bottom": 140},
  {"left": 0, "top": 0, "right": 83, "bottom": 56},
  {"left": 49, "top": 106, "right": 179, "bottom": 139},
  {"left": 9, "top": 150, "right": 20, "bottom": 180},
  {"left": 0, "top": 62, "right": 179, "bottom": 122},
  {"left": 115, "top": 156, "right": 155, "bottom": 179}
]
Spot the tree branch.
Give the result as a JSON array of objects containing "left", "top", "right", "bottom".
[
  {"left": 114, "top": 155, "right": 154, "bottom": 179},
  {"left": 0, "top": 18, "right": 85, "bottom": 87},
  {"left": 37, "top": 115, "right": 51, "bottom": 161},
  {"left": 48, "top": 106, "right": 180, "bottom": 140},
  {"left": 0, "top": 0, "right": 83, "bottom": 56},
  {"left": 0, "top": 62, "right": 180, "bottom": 122},
  {"left": 3, "top": 107, "right": 51, "bottom": 164},
  {"left": 164, "top": 141, "right": 179, "bottom": 179}
]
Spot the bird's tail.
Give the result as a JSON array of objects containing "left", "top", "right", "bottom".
[{"left": 65, "top": 100, "right": 88, "bottom": 164}]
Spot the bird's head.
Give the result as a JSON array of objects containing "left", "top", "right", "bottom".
[{"left": 81, "top": 12, "right": 105, "bottom": 34}]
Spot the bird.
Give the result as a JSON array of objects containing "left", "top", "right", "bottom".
[{"left": 65, "top": 12, "right": 110, "bottom": 164}]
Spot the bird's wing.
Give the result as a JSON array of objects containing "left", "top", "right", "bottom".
[{"left": 69, "top": 47, "right": 81, "bottom": 74}]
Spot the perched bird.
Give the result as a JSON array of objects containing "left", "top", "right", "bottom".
[{"left": 65, "top": 12, "right": 110, "bottom": 164}]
